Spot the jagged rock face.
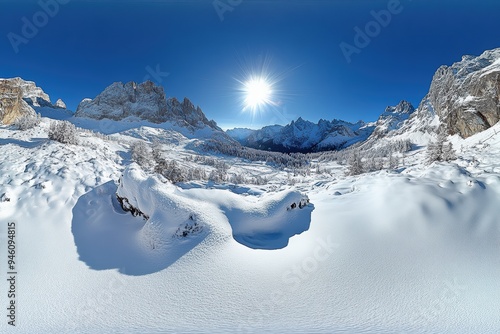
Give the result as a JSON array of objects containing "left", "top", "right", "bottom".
[
  {"left": 371, "top": 100, "right": 415, "bottom": 137},
  {"left": 75, "top": 81, "right": 169, "bottom": 121},
  {"left": 166, "top": 96, "right": 219, "bottom": 130},
  {"left": 75, "top": 81, "right": 220, "bottom": 130},
  {"left": 426, "top": 48, "right": 500, "bottom": 138},
  {"left": 0, "top": 79, "right": 35, "bottom": 124}
]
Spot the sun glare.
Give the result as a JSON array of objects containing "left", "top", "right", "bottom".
[{"left": 243, "top": 77, "right": 273, "bottom": 110}]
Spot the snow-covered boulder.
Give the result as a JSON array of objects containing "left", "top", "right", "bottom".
[
  {"left": 116, "top": 164, "right": 212, "bottom": 251},
  {"left": 116, "top": 164, "right": 313, "bottom": 250}
]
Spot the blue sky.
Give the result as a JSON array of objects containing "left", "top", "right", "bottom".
[{"left": 1, "top": 0, "right": 500, "bottom": 129}]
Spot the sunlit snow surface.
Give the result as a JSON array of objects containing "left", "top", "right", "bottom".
[{"left": 1, "top": 117, "right": 500, "bottom": 333}]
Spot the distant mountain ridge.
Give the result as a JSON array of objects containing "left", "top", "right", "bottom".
[{"left": 227, "top": 100, "right": 415, "bottom": 153}]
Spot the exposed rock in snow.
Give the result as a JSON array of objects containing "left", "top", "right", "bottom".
[
  {"left": 0, "top": 77, "right": 52, "bottom": 107},
  {"left": 75, "top": 80, "right": 220, "bottom": 131},
  {"left": 0, "top": 78, "right": 36, "bottom": 124},
  {"left": 0, "top": 77, "right": 71, "bottom": 124},
  {"left": 424, "top": 47, "right": 500, "bottom": 137}
]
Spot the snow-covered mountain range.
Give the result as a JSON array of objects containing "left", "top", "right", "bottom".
[
  {"left": 3, "top": 46, "right": 499, "bottom": 154},
  {"left": 227, "top": 100, "right": 416, "bottom": 152},
  {"left": 227, "top": 117, "right": 372, "bottom": 152}
]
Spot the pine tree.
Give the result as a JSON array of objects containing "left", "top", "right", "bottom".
[
  {"left": 388, "top": 152, "right": 399, "bottom": 169},
  {"left": 130, "top": 141, "right": 152, "bottom": 168},
  {"left": 48, "top": 120, "right": 78, "bottom": 145},
  {"left": 347, "top": 152, "right": 363, "bottom": 176},
  {"left": 426, "top": 130, "right": 456, "bottom": 164},
  {"left": 441, "top": 142, "right": 456, "bottom": 161}
]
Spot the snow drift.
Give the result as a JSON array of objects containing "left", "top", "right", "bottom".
[
  {"left": 72, "top": 164, "right": 313, "bottom": 275},
  {"left": 116, "top": 164, "right": 313, "bottom": 251}
]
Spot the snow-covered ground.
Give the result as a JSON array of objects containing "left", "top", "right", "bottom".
[{"left": 1, "top": 116, "right": 500, "bottom": 333}]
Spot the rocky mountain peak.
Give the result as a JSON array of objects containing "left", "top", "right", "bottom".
[
  {"left": 383, "top": 100, "right": 415, "bottom": 115},
  {"left": 75, "top": 80, "right": 220, "bottom": 130},
  {"left": 55, "top": 99, "right": 67, "bottom": 109},
  {"left": 369, "top": 101, "right": 415, "bottom": 138}
]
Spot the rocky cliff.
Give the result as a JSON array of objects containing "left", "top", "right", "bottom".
[
  {"left": 0, "top": 79, "right": 36, "bottom": 124},
  {"left": 0, "top": 77, "right": 68, "bottom": 124},
  {"left": 423, "top": 48, "right": 500, "bottom": 138}
]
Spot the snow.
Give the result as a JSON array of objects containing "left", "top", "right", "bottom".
[
  {"left": 113, "top": 164, "right": 312, "bottom": 253},
  {"left": 1, "top": 113, "right": 500, "bottom": 333},
  {"left": 456, "top": 95, "right": 477, "bottom": 105}
]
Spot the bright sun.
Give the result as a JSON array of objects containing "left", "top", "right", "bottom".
[{"left": 243, "top": 77, "right": 273, "bottom": 110}]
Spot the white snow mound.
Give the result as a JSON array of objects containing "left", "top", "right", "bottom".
[{"left": 116, "top": 164, "right": 314, "bottom": 252}]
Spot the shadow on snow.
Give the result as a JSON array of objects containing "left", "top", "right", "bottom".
[{"left": 71, "top": 181, "right": 205, "bottom": 276}]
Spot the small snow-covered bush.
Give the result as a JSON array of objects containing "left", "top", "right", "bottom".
[
  {"left": 15, "top": 113, "right": 41, "bottom": 130},
  {"left": 130, "top": 141, "right": 153, "bottom": 168},
  {"left": 48, "top": 120, "right": 79, "bottom": 145}
]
